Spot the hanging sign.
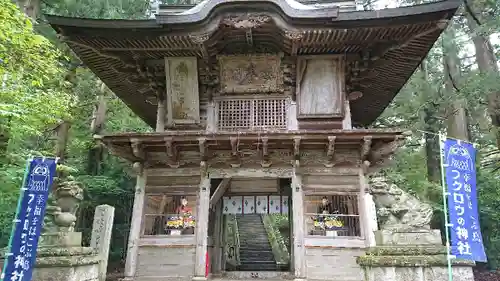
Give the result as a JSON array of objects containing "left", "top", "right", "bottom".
[
  {"left": 1, "top": 157, "right": 58, "bottom": 281},
  {"left": 443, "top": 139, "right": 487, "bottom": 262}
]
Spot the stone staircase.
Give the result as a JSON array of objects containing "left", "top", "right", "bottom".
[{"left": 236, "top": 214, "right": 277, "bottom": 271}]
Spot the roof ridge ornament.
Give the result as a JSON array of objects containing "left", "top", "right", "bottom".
[{"left": 222, "top": 13, "right": 272, "bottom": 29}]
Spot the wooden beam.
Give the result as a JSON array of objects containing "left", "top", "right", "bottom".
[{"left": 209, "top": 178, "right": 231, "bottom": 209}]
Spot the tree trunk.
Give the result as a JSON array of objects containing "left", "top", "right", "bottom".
[
  {"left": 55, "top": 121, "right": 71, "bottom": 161},
  {"left": 87, "top": 80, "right": 108, "bottom": 175},
  {"left": 465, "top": 5, "right": 500, "bottom": 148},
  {"left": 420, "top": 61, "right": 441, "bottom": 183},
  {"left": 442, "top": 27, "right": 470, "bottom": 141}
]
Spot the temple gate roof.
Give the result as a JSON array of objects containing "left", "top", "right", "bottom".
[{"left": 46, "top": 0, "right": 460, "bottom": 127}]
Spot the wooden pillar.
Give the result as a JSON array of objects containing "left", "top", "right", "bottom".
[
  {"left": 291, "top": 167, "right": 306, "bottom": 280},
  {"left": 124, "top": 162, "right": 146, "bottom": 279},
  {"left": 156, "top": 96, "right": 166, "bottom": 132},
  {"left": 194, "top": 164, "right": 211, "bottom": 280},
  {"left": 342, "top": 99, "right": 352, "bottom": 129},
  {"left": 212, "top": 200, "right": 223, "bottom": 274},
  {"left": 359, "top": 163, "right": 376, "bottom": 247},
  {"left": 206, "top": 101, "right": 216, "bottom": 133},
  {"left": 287, "top": 100, "right": 298, "bottom": 130}
]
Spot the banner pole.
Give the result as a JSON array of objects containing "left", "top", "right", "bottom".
[
  {"left": 1, "top": 158, "right": 31, "bottom": 280},
  {"left": 439, "top": 134, "right": 453, "bottom": 281}
]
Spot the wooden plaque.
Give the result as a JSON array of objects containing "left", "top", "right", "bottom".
[
  {"left": 296, "top": 55, "right": 345, "bottom": 119},
  {"left": 165, "top": 57, "right": 200, "bottom": 125}
]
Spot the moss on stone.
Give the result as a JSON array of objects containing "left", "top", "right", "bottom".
[
  {"left": 37, "top": 246, "right": 95, "bottom": 257},
  {"left": 36, "top": 255, "right": 100, "bottom": 267},
  {"left": 366, "top": 246, "right": 447, "bottom": 256},
  {"left": 357, "top": 255, "right": 475, "bottom": 267}
]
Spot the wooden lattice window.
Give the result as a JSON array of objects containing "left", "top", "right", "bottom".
[{"left": 217, "top": 98, "right": 287, "bottom": 131}]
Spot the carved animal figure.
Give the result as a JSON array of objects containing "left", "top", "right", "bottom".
[{"left": 369, "top": 176, "right": 433, "bottom": 231}]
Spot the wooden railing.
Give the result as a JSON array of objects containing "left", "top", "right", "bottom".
[
  {"left": 224, "top": 215, "right": 241, "bottom": 268},
  {"left": 262, "top": 214, "right": 290, "bottom": 266}
]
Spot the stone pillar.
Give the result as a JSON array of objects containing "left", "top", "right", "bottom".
[
  {"left": 194, "top": 169, "right": 210, "bottom": 280},
  {"left": 90, "top": 204, "right": 115, "bottom": 281},
  {"left": 124, "top": 163, "right": 146, "bottom": 280},
  {"left": 291, "top": 168, "right": 306, "bottom": 281}
]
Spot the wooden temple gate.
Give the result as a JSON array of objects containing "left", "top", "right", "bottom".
[{"left": 46, "top": 0, "right": 459, "bottom": 280}]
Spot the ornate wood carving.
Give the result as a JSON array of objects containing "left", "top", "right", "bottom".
[
  {"left": 165, "top": 57, "right": 200, "bottom": 126},
  {"left": 284, "top": 30, "right": 304, "bottom": 56},
  {"left": 198, "top": 137, "right": 207, "bottom": 161},
  {"left": 296, "top": 55, "right": 345, "bottom": 119},
  {"left": 222, "top": 14, "right": 271, "bottom": 29},
  {"left": 130, "top": 138, "right": 145, "bottom": 160},
  {"left": 361, "top": 136, "right": 372, "bottom": 161},
  {"left": 325, "top": 136, "right": 336, "bottom": 168},
  {"left": 218, "top": 54, "right": 283, "bottom": 94},
  {"left": 293, "top": 137, "right": 301, "bottom": 167},
  {"left": 165, "top": 137, "right": 180, "bottom": 168},
  {"left": 189, "top": 33, "right": 210, "bottom": 58},
  {"left": 260, "top": 136, "right": 271, "bottom": 168},
  {"left": 230, "top": 137, "right": 241, "bottom": 168}
]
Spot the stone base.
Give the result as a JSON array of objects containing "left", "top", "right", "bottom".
[
  {"left": 357, "top": 245, "right": 475, "bottom": 281},
  {"left": 374, "top": 230, "right": 442, "bottom": 246},
  {"left": 32, "top": 245, "right": 100, "bottom": 281}
]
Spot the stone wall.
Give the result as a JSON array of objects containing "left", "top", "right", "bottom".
[
  {"left": 136, "top": 246, "right": 195, "bottom": 280},
  {"left": 305, "top": 247, "right": 365, "bottom": 281}
]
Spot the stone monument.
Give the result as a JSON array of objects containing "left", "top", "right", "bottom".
[
  {"left": 90, "top": 205, "right": 115, "bottom": 281},
  {"left": 356, "top": 176, "right": 475, "bottom": 281},
  {"left": 33, "top": 174, "right": 101, "bottom": 281}
]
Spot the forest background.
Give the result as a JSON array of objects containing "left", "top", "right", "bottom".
[{"left": 0, "top": 0, "right": 499, "bottom": 280}]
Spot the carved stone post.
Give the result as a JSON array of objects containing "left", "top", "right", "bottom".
[
  {"left": 124, "top": 162, "right": 146, "bottom": 280},
  {"left": 194, "top": 162, "right": 211, "bottom": 280},
  {"left": 291, "top": 166, "right": 306, "bottom": 280}
]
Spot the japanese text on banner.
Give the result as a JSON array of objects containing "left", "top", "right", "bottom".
[
  {"left": 1, "top": 158, "right": 57, "bottom": 281},
  {"left": 444, "top": 139, "right": 487, "bottom": 262}
]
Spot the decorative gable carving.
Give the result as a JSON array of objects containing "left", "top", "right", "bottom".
[{"left": 218, "top": 54, "right": 283, "bottom": 94}]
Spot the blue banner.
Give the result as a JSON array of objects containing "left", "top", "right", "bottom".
[
  {"left": 443, "top": 139, "right": 487, "bottom": 262},
  {"left": 1, "top": 157, "right": 57, "bottom": 281}
]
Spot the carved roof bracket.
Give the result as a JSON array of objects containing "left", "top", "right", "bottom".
[
  {"left": 165, "top": 137, "right": 179, "bottom": 168},
  {"left": 260, "top": 136, "right": 271, "bottom": 168},
  {"left": 198, "top": 137, "right": 207, "bottom": 162},
  {"left": 230, "top": 136, "right": 241, "bottom": 168},
  {"left": 189, "top": 33, "right": 210, "bottom": 58},
  {"left": 324, "top": 136, "right": 337, "bottom": 168},
  {"left": 370, "top": 135, "right": 405, "bottom": 164},
  {"left": 293, "top": 136, "right": 301, "bottom": 168},
  {"left": 246, "top": 29, "right": 253, "bottom": 46},
  {"left": 130, "top": 138, "right": 145, "bottom": 161},
  {"left": 361, "top": 136, "right": 372, "bottom": 161},
  {"left": 284, "top": 30, "right": 304, "bottom": 56}
]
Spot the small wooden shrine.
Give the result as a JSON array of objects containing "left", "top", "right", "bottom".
[{"left": 47, "top": 0, "right": 460, "bottom": 280}]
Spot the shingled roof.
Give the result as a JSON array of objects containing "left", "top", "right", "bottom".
[{"left": 46, "top": 0, "right": 460, "bottom": 127}]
